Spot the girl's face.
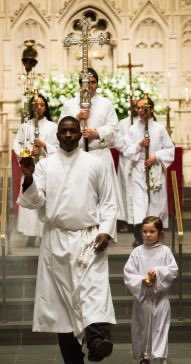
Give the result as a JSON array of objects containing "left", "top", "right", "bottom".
[{"left": 142, "top": 222, "right": 160, "bottom": 246}]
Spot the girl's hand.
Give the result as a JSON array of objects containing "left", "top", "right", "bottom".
[{"left": 142, "top": 269, "right": 156, "bottom": 287}]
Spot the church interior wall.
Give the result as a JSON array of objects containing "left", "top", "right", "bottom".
[{"left": 0, "top": 0, "right": 191, "bottom": 186}]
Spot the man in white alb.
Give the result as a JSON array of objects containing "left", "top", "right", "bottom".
[
  {"left": 122, "top": 96, "right": 175, "bottom": 246},
  {"left": 18, "top": 116, "right": 117, "bottom": 364},
  {"left": 59, "top": 67, "right": 125, "bottom": 222}
]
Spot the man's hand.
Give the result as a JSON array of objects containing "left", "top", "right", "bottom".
[
  {"left": 19, "top": 157, "right": 35, "bottom": 178},
  {"left": 76, "top": 109, "right": 90, "bottom": 121},
  {"left": 145, "top": 155, "right": 156, "bottom": 168},
  {"left": 139, "top": 137, "right": 150, "bottom": 148},
  {"left": 82, "top": 128, "right": 99, "bottom": 141},
  {"left": 93, "top": 233, "right": 111, "bottom": 253}
]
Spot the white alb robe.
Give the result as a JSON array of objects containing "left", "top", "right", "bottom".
[
  {"left": 122, "top": 118, "right": 175, "bottom": 227},
  {"left": 18, "top": 148, "right": 117, "bottom": 337},
  {"left": 59, "top": 94, "right": 125, "bottom": 221},
  {"left": 124, "top": 243, "right": 178, "bottom": 360},
  {"left": 14, "top": 117, "right": 58, "bottom": 237},
  {"left": 114, "top": 116, "right": 138, "bottom": 224}
]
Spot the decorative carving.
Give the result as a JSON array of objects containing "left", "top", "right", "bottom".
[
  {"left": 182, "top": 20, "right": 191, "bottom": 46},
  {"left": 106, "top": 0, "right": 122, "bottom": 14},
  {"left": 63, "top": 9, "right": 112, "bottom": 71},
  {"left": 151, "top": 41, "right": 162, "bottom": 48},
  {"left": 10, "top": 3, "right": 25, "bottom": 22},
  {"left": 139, "top": 71, "right": 164, "bottom": 83},
  {"left": 10, "top": 1, "right": 51, "bottom": 23},
  {"left": 183, "top": 71, "right": 191, "bottom": 82},
  {"left": 129, "top": 1, "right": 167, "bottom": 22},
  {"left": 58, "top": 1, "right": 73, "bottom": 16},
  {"left": 136, "top": 41, "right": 148, "bottom": 48},
  {"left": 181, "top": 0, "right": 191, "bottom": 8},
  {"left": 135, "top": 18, "right": 164, "bottom": 48}
]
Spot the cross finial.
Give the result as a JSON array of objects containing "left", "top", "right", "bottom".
[{"left": 118, "top": 53, "right": 143, "bottom": 124}]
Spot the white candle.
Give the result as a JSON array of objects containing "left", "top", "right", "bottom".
[
  {"left": 185, "top": 87, "right": 189, "bottom": 102},
  {"left": 21, "top": 74, "right": 26, "bottom": 108},
  {"left": 166, "top": 71, "right": 171, "bottom": 106}
]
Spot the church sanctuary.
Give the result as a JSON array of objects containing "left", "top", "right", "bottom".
[{"left": 0, "top": 1, "right": 191, "bottom": 363}]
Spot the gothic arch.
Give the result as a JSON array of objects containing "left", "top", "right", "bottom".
[
  {"left": 181, "top": 18, "right": 191, "bottom": 82},
  {"left": 10, "top": 2, "right": 50, "bottom": 92},
  {"left": 59, "top": 1, "right": 121, "bottom": 72},
  {"left": 130, "top": 0, "right": 168, "bottom": 82}
]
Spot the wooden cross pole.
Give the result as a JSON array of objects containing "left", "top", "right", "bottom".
[
  {"left": 118, "top": 53, "right": 143, "bottom": 124},
  {"left": 63, "top": 17, "right": 109, "bottom": 151}
]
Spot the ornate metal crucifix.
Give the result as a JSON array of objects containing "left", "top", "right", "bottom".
[
  {"left": 118, "top": 53, "right": 143, "bottom": 124},
  {"left": 63, "top": 16, "right": 109, "bottom": 151}
]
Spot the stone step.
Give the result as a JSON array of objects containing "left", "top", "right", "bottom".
[
  {"left": 0, "top": 256, "right": 38, "bottom": 276},
  {"left": 182, "top": 198, "right": 191, "bottom": 211},
  {"left": 0, "top": 275, "right": 36, "bottom": 299},
  {"left": 113, "top": 295, "right": 191, "bottom": 320},
  {"left": 0, "top": 319, "right": 191, "bottom": 344},
  {"left": 183, "top": 187, "right": 191, "bottom": 199},
  {"left": 4, "top": 254, "right": 191, "bottom": 276},
  {"left": 1, "top": 294, "right": 191, "bottom": 323},
  {"left": 108, "top": 254, "right": 191, "bottom": 274},
  {"left": 1, "top": 254, "right": 191, "bottom": 344},
  {"left": 111, "top": 318, "right": 191, "bottom": 343}
]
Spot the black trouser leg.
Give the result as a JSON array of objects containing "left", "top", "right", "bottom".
[
  {"left": 57, "top": 332, "right": 85, "bottom": 364},
  {"left": 26, "top": 236, "right": 36, "bottom": 247},
  {"left": 85, "top": 322, "right": 111, "bottom": 349},
  {"left": 133, "top": 223, "right": 143, "bottom": 246},
  {"left": 85, "top": 322, "right": 113, "bottom": 361}
]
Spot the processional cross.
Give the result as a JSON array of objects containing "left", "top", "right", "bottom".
[
  {"left": 63, "top": 17, "right": 109, "bottom": 151},
  {"left": 118, "top": 53, "right": 143, "bottom": 124}
]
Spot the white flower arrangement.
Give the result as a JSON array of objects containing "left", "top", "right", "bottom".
[{"left": 35, "top": 72, "right": 166, "bottom": 121}]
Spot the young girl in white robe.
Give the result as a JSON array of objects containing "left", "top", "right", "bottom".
[{"left": 123, "top": 216, "right": 178, "bottom": 364}]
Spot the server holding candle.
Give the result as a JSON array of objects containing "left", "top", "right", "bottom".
[{"left": 121, "top": 96, "right": 175, "bottom": 246}]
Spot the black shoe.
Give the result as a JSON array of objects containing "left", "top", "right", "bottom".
[
  {"left": 140, "top": 359, "right": 150, "bottom": 364},
  {"left": 88, "top": 338, "right": 113, "bottom": 362}
]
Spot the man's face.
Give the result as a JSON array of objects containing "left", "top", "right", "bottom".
[
  {"left": 88, "top": 76, "right": 98, "bottom": 98},
  {"left": 136, "top": 99, "right": 153, "bottom": 120},
  {"left": 57, "top": 120, "right": 82, "bottom": 152}
]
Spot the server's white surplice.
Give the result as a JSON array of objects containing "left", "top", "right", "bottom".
[
  {"left": 18, "top": 148, "right": 117, "bottom": 337},
  {"left": 14, "top": 118, "right": 58, "bottom": 236},
  {"left": 122, "top": 118, "right": 175, "bottom": 227},
  {"left": 59, "top": 94, "right": 125, "bottom": 221},
  {"left": 124, "top": 243, "right": 178, "bottom": 360},
  {"left": 114, "top": 116, "right": 139, "bottom": 224}
]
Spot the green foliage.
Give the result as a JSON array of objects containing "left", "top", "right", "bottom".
[{"left": 35, "top": 72, "right": 166, "bottom": 121}]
